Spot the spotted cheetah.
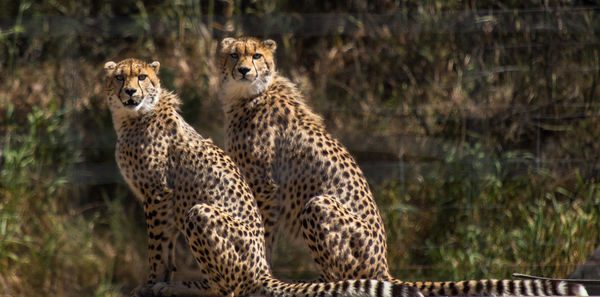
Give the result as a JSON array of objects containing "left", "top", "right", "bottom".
[
  {"left": 217, "top": 37, "right": 588, "bottom": 296},
  {"left": 104, "top": 58, "right": 422, "bottom": 297}
]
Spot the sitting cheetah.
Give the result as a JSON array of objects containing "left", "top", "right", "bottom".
[
  {"left": 104, "top": 58, "right": 422, "bottom": 297},
  {"left": 217, "top": 37, "right": 588, "bottom": 296}
]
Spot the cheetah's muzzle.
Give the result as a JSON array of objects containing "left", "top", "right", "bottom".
[{"left": 123, "top": 98, "right": 140, "bottom": 107}]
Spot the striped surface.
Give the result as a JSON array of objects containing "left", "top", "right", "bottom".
[{"left": 407, "top": 279, "right": 588, "bottom": 296}]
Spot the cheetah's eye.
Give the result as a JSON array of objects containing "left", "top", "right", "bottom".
[
  {"left": 230, "top": 53, "right": 239, "bottom": 60},
  {"left": 115, "top": 75, "right": 124, "bottom": 81},
  {"left": 253, "top": 53, "right": 263, "bottom": 59},
  {"left": 138, "top": 74, "right": 147, "bottom": 80}
]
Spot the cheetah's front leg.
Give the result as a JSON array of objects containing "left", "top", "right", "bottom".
[
  {"left": 244, "top": 170, "right": 280, "bottom": 264},
  {"left": 131, "top": 196, "right": 181, "bottom": 296},
  {"left": 130, "top": 203, "right": 253, "bottom": 297},
  {"left": 140, "top": 196, "right": 179, "bottom": 284}
]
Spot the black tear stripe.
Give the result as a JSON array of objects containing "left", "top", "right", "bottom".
[
  {"left": 117, "top": 67, "right": 125, "bottom": 98},
  {"left": 230, "top": 60, "right": 237, "bottom": 79},
  {"left": 127, "top": 62, "right": 134, "bottom": 99},
  {"left": 221, "top": 59, "right": 228, "bottom": 74},
  {"left": 252, "top": 59, "right": 258, "bottom": 78},
  {"left": 137, "top": 79, "right": 144, "bottom": 99},
  {"left": 150, "top": 75, "right": 156, "bottom": 88},
  {"left": 230, "top": 44, "right": 239, "bottom": 78},
  {"left": 118, "top": 78, "right": 124, "bottom": 98}
]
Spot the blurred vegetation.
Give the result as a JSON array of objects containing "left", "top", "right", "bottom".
[{"left": 1, "top": 0, "right": 599, "bottom": 296}]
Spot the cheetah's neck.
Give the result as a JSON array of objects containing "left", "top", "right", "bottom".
[
  {"left": 111, "top": 89, "right": 181, "bottom": 135},
  {"left": 219, "top": 72, "right": 276, "bottom": 113}
]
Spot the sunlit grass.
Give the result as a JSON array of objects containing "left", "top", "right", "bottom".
[{"left": 375, "top": 144, "right": 599, "bottom": 281}]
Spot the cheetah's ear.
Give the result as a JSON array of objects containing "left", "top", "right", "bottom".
[
  {"left": 220, "top": 38, "right": 236, "bottom": 51},
  {"left": 149, "top": 61, "right": 160, "bottom": 74},
  {"left": 104, "top": 61, "right": 116, "bottom": 74},
  {"left": 262, "top": 39, "right": 277, "bottom": 52}
]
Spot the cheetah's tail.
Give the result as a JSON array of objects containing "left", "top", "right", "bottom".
[
  {"left": 395, "top": 278, "right": 588, "bottom": 296},
  {"left": 260, "top": 276, "right": 423, "bottom": 297}
]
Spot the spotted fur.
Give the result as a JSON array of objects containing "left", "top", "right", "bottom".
[
  {"left": 105, "top": 58, "right": 421, "bottom": 297},
  {"left": 218, "top": 37, "right": 589, "bottom": 297}
]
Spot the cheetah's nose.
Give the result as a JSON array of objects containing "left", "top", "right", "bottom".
[
  {"left": 238, "top": 67, "right": 250, "bottom": 76},
  {"left": 124, "top": 88, "right": 137, "bottom": 96}
]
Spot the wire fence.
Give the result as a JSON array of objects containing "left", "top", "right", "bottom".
[
  {"left": 3, "top": 7, "right": 600, "bottom": 36},
  {"left": 1, "top": 4, "right": 599, "bottom": 296}
]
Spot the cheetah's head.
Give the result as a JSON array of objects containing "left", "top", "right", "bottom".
[
  {"left": 104, "top": 58, "right": 161, "bottom": 118},
  {"left": 218, "top": 37, "right": 276, "bottom": 106}
]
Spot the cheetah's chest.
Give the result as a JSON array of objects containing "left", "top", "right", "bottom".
[{"left": 115, "top": 128, "right": 169, "bottom": 201}]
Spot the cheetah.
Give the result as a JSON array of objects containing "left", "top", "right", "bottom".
[
  {"left": 217, "top": 37, "right": 588, "bottom": 296},
  {"left": 104, "top": 58, "right": 423, "bottom": 297}
]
